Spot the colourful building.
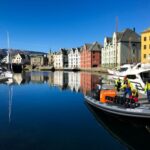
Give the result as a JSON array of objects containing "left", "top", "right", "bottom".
[
  {"left": 80, "top": 42, "right": 102, "bottom": 68},
  {"left": 141, "top": 28, "right": 150, "bottom": 63}
]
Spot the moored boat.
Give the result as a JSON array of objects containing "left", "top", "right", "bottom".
[{"left": 85, "top": 89, "right": 150, "bottom": 119}]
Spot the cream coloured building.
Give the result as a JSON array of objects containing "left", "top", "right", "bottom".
[
  {"left": 53, "top": 49, "right": 68, "bottom": 69},
  {"left": 102, "top": 28, "right": 141, "bottom": 67},
  {"left": 68, "top": 48, "right": 81, "bottom": 69}
]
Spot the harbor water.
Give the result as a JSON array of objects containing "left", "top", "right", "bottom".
[{"left": 0, "top": 71, "right": 150, "bottom": 150}]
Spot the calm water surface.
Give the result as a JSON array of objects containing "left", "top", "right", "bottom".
[{"left": 0, "top": 71, "right": 150, "bottom": 150}]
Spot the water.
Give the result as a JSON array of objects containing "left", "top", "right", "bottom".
[{"left": 0, "top": 71, "right": 150, "bottom": 150}]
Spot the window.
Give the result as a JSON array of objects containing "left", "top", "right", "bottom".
[
  {"left": 126, "top": 75, "right": 136, "bottom": 79},
  {"left": 144, "top": 54, "right": 146, "bottom": 59},
  {"left": 144, "top": 37, "right": 147, "bottom": 41},
  {"left": 144, "top": 45, "right": 147, "bottom": 49}
]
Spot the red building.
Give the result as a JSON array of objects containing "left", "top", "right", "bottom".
[{"left": 80, "top": 42, "right": 102, "bottom": 68}]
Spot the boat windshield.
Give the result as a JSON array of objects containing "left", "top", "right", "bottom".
[
  {"left": 118, "top": 67, "right": 128, "bottom": 72},
  {"left": 140, "top": 72, "right": 150, "bottom": 83}
]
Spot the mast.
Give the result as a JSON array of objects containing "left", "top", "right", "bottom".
[
  {"left": 115, "top": 16, "right": 118, "bottom": 67},
  {"left": 7, "top": 31, "right": 12, "bottom": 71}
]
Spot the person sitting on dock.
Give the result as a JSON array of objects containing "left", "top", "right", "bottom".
[
  {"left": 115, "top": 77, "right": 121, "bottom": 92},
  {"left": 144, "top": 80, "right": 150, "bottom": 102}
]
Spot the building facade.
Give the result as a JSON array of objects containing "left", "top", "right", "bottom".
[
  {"left": 53, "top": 49, "right": 68, "bottom": 69},
  {"left": 12, "top": 53, "right": 30, "bottom": 64},
  {"left": 68, "top": 48, "right": 81, "bottom": 69},
  {"left": 47, "top": 50, "right": 54, "bottom": 66},
  {"left": 30, "top": 54, "right": 48, "bottom": 66},
  {"left": 102, "top": 28, "right": 141, "bottom": 68},
  {"left": 141, "top": 28, "right": 150, "bottom": 63},
  {"left": 80, "top": 42, "right": 102, "bottom": 68}
]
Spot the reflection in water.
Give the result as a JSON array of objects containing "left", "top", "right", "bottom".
[
  {"left": 86, "top": 103, "right": 150, "bottom": 150},
  {"left": 1, "top": 71, "right": 150, "bottom": 149},
  {"left": 8, "top": 85, "right": 13, "bottom": 123},
  {"left": 10, "top": 71, "right": 102, "bottom": 93}
]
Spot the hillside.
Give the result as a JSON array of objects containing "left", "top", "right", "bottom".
[{"left": 0, "top": 48, "right": 47, "bottom": 58}]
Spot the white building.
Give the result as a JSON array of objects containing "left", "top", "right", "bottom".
[
  {"left": 68, "top": 48, "right": 81, "bottom": 69},
  {"left": 68, "top": 72, "right": 80, "bottom": 92},
  {"left": 102, "top": 28, "right": 141, "bottom": 68},
  {"left": 53, "top": 49, "right": 68, "bottom": 69},
  {"left": 12, "top": 53, "right": 30, "bottom": 64}
]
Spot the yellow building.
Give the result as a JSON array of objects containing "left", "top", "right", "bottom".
[{"left": 141, "top": 28, "right": 150, "bottom": 63}]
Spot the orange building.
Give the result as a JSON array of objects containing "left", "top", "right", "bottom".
[{"left": 80, "top": 42, "right": 102, "bottom": 68}]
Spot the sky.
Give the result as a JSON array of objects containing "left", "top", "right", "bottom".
[{"left": 0, "top": 0, "right": 150, "bottom": 52}]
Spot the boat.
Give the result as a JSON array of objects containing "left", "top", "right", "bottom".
[
  {"left": 107, "top": 63, "right": 150, "bottom": 93},
  {"left": 84, "top": 88, "right": 150, "bottom": 119},
  {"left": 107, "top": 64, "right": 134, "bottom": 75}
]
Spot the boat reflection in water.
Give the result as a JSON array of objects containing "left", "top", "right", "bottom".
[{"left": 86, "top": 103, "right": 150, "bottom": 150}]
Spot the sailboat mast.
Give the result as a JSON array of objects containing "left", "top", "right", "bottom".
[{"left": 7, "top": 31, "right": 12, "bottom": 71}]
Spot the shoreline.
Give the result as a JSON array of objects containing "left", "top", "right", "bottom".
[{"left": 23, "top": 66, "right": 108, "bottom": 73}]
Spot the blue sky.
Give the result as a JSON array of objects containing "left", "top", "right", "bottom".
[{"left": 0, "top": 0, "right": 149, "bottom": 52}]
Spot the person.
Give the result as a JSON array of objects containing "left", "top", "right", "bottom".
[
  {"left": 115, "top": 78, "right": 121, "bottom": 92},
  {"left": 129, "top": 89, "right": 139, "bottom": 102},
  {"left": 144, "top": 80, "right": 150, "bottom": 102},
  {"left": 123, "top": 76, "right": 130, "bottom": 85},
  {"left": 121, "top": 77, "right": 132, "bottom": 98}
]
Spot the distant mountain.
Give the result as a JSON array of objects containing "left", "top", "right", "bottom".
[{"left": 0, "top": 48, "right": 47, "bottom": 58}]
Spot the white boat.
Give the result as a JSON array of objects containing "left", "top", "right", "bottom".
[
  {"left": 108, "top": 64, "right": 135, "bottom": 76},
  {"left": 108, "top": 65, "right": 150, "bottom": 93}
]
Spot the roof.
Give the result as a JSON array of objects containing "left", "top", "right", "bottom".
[
  {"left": 106, "top": 37, "right": 112, "bottom": 43},
  {"left": 89, "top": 42, "right": 103, "bottom": 51},
  {"left": 142, "top": 27, "right": 150, "bottom": 33},
  {"left": 117, "top": 28, "right": 140, "bottom": 42},
  {"left": 19, "top": 54, "right": 26, "bottom": 59}
]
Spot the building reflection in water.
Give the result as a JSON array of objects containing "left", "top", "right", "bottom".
[
  {"left": 9, "top": 71, "right": 101, "bottom": 94},
  {"left": 80, "top": 72, "right": 99, "bottom": 95}
]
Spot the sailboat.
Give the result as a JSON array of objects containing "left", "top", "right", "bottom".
[{"left": 3, "top": 32, "right": 13, "bottom": 78}]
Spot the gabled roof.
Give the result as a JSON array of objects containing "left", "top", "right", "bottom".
[
  {"left": 89, "top": 42, "right": 103, "bottom": 51},
  {"left": 19, "top": 54, "right": 26, "bottom": 59},
  {"left": 85, "top": 43, "right": 92, "bottom": 49},
  {"left": 106, "top": 37, "right": 112, "bottom": 43},
  {"left": 117, "top": 28, "right": 140, "bottom": 42}
]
